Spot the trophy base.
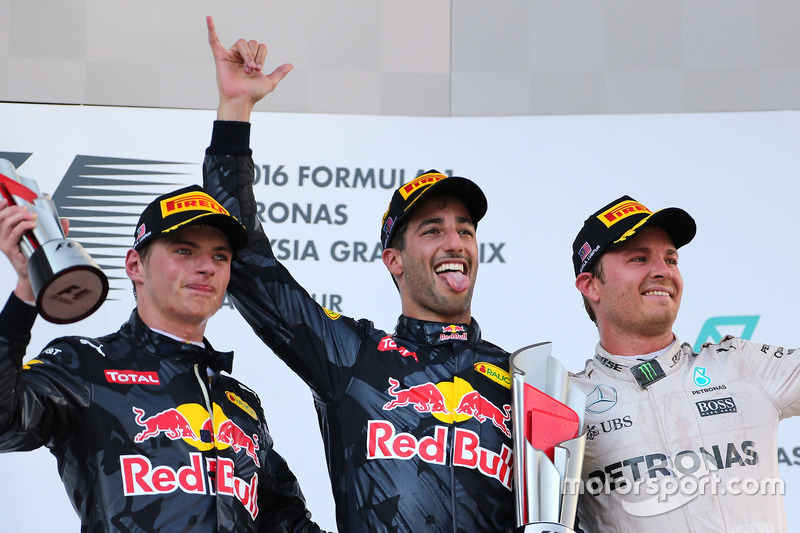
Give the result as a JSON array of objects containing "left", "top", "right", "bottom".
[
  {"left": 517, "top": 523, "right": 576, "bottom": 533},
  {"left": 29, "top": 239, "right": 109, "bottom": 324}
]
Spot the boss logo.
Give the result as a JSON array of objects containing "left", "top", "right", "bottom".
[{"left": 696, "top": 396, "right": 737, "bottom": 417}]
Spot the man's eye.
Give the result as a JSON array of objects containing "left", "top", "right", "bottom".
[
  {"left": 214, "top": 254, "right": 231, "bottom": 262},
  {"left": 175, "top": 248, "right": 190, "bottom": 255}
]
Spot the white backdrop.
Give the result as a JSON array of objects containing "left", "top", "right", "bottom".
[{"left": 1, "top": 103, "right": 799, "bottom": 531}]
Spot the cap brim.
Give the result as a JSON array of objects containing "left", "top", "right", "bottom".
[{"left": 170, "top": 213, "right": 248, "bottom": 251}]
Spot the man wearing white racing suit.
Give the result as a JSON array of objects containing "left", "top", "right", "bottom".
[{"left": 571, "top": 195, "right": 800, "bottom": 532}]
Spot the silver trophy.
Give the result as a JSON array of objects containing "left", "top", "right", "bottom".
[
  {"left": 0, "top": 159, "right": 108, "bottom": 324},
  {"left": 510, "top": 342, "right": 587, "bottom": 533}
]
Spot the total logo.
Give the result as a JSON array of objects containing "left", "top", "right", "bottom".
[
  {"left": 368, "top": 376, "right": 514, "bottom": 490},
  {"left": 121, "top": 402, "right": 261, "bottom": 520}
]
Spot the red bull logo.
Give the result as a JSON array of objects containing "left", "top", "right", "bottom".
[
  {"left": 126, "top": 403, "right": 263, "bottom": 520},
  {"left": 132, "top": 406, "right": 199, "bottom": 442},
  {"left": 216, "top": 419, "right": 260, "bottom": 467},
  {"left": 131, "top": 404, "right": 260, "bottom": 468},
  {"left": 454, "top": 390, "right": 511, "bottom": 437},
  {"left": 383, "top": 378, "right": 449, "bottom": 413},
  {"left": 380, "top": 377, "right": 512, "bottom": 436},
  {"left": 440, "top": 324, "right": 468, "bottom": 341},
  {"left": 371, "top": 377, "right": 514, "bottom": 489}
]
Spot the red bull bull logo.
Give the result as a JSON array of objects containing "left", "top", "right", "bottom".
[
  {"left": 454, "top": 390, "right": 512, "bottom": 437},
  {"left": 383, "top": 377, "right": 449, "bottom": 413},
  {"left": 216, "top": 419, "right": 260, "bottom": 467},
  {"left": 132, "top": 406, "right": 199, "bottom": 442},
  {"left": 381, "top": 377, "right": 511, "bottom": 435}
]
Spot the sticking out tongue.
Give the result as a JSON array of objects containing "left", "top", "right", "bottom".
[{"left": 439, "top": 271, "right": 470, "bottom": 293}]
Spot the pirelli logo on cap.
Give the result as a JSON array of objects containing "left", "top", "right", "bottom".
[
  {"left": 160, "top": 192, "right": 230, "bottom": 218},
  {"left": 399, "top": 173, "right": 447, "bottom": 200},
  {"left": 597, "top": 200, "right": 652, "bottom": 228}
]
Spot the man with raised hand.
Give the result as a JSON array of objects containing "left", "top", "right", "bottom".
[
  {"left": 571, "top": 195, "right": 800, "bottom": 531},
  {"left": 203, "top": 16, "right": 514, "bottom": 532},
  {"left": 0, "top": 186, "right": 322, "bottom": 532}
]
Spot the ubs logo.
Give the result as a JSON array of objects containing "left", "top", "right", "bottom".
[{"left": 586, "top": 415, "right": 633, "bottom": 440}]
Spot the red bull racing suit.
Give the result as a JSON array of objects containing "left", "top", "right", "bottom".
[
  {"left": 0, "top": 293, "right": 321, "bottom": 533},
  {"left": 572, "top": 337, "right": 800, "bottom": 532},
  {"left": 203, "top": 121, "right": 515, "bottom": 532}
]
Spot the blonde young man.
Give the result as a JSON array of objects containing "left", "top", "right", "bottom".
[{"left": 0, "top": 187, "right": 321, "bottom": 532}]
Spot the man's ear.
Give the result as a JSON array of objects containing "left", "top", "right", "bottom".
[
  {"left": 125, "top": 249, "right": 145, "bottom": 284},
  {"left": 575, "top": 272, "right": 600, "bottom": 303},
  {"left": 382, "top": 248, "right": 403, "bottom": 277}
]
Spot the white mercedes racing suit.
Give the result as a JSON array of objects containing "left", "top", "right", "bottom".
[{"left": 571, "top": 336, "right": 800, "bottom": 532}]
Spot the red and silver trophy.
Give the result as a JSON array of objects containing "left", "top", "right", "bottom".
[
  {"left": 511, "top": 342, "right": 587, "bottom": 533},
  {"left": 0, "top": 159, "right": 108, "bottom": 324}
]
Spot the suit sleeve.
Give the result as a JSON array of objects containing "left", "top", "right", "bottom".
[
  {"left": 203, "top": 121, "right": 371, "bottom": 404},
  {"left": 0, "top": 293, "right": 90, "bottom": 451},
  {"left": 736, "top": 338, "right": 800, "bottom": 419}
]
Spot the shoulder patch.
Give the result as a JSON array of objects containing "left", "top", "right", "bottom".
[
  {"left": 474, "top": 362, "right": 511, "bottom": 389},
  {"left": 323, "top": 308, "right": 341, "bottom": 320},
  {"left": 226, "top": 391, "right": 258, "bottom": 420}
]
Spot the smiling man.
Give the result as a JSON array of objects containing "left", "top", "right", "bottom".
[
  {"left": 570, "top": 195, "right": 800, "bottom": 532},
  {"left": 202, "top": 16, "right": 514, "bottom": 532}
]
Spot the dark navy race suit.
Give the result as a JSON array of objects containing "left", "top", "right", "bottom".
[
  {"left": 204, "top": 121, "right": 515, "bottom": 533},
  {"left": 0, "top": 293, "right": 320, "bottom": 533}
]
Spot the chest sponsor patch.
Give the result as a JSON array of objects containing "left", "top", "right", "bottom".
[
  {"left": 695, "top": 396, "right": 737, "bottom": 417},
  {"left": 105, "top": 369, "right": 160, "bottom": 385}
]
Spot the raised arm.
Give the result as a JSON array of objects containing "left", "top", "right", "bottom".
[{"left": 206, "top": 15, "right": 293, "bottom": 122}]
